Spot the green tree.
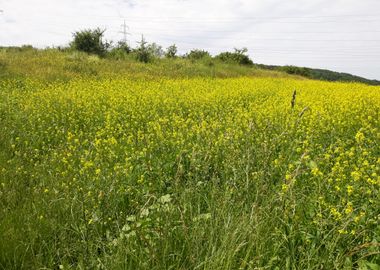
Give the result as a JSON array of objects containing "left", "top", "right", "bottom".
[
  {"left": 165, "top": 44, "right": 178, "bottom": 58},
  {"left": 147, "top": 42, "right": 164, "bottom": 58},
  {"left": 185, "top": 49, "right": 211, "bottom": 60},
  {"left": 115, "top": 41, "right": 131, "bottom": 54},
  {"left": 135, "top": 35, "right": 151, "bottom": 63},
  {"left": 280, "top": 66, "right": 311, "bottom": 77},
  {"left": 108, "top": 41, "right": 131, "bottom": 60},
  {"left": 215, "top": 48, "right": 253, "bottom": 65},
  {"left": 70, "top": 28, "right": 109, "bottom": 56}
]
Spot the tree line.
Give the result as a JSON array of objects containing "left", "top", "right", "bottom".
[{"left": 69, "top": 28, "right": 253, "bottom": 65}]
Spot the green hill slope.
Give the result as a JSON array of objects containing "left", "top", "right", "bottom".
[
  {"left": 257, "top": 64, "right": 380, "bottom": 85},
  {"left": 0, "top": 47, "right": 291, "bottom": 82},
  {"left": 1, "top": 46, "right": 378, "bottom": 85}
]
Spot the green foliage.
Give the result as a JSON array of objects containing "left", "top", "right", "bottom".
[
  {"left": 0, "top": 45, "right": 36, "bottom": 53},
  {"left": 147, "top": 42, "right": 164, "bottom": 58},
  {"left": 279, "top": 65, "right": 311, "bottom": 77},
  {"left": 0, "top": 48, "right": 291, "bottom": 82},
  {"left": 309, "top": 68, "right": 380, "bottom": 85},
  {"left": 215, "top": 48, "right": 253, "bottom": 65},
  {"left": 70, "top": 28, "right": 109, "bottom": 57},
  {"left": 115, "top": 41, "right": 132, "bottom": 54},
  {"left": 108, "top": 41, "right": 132, "bottom": 60},
  {"left": 185, "top": 49, "right": 211, "bottom": 60},
  {"left": 134, "top": 35, "right": 151, "bottom": 63},
  {"left": 112, "top": 40, "right": 162, "bottom": 62},
  {"left": 165, "top": 44, "right": 178, "bottom": 58},
  {"left": 258, "top": 64, "right": 380, "bottom": 85}
]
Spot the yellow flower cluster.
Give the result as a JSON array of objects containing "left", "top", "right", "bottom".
[{"left": 1, "top": 76, "right": 379, "bottom": 248}]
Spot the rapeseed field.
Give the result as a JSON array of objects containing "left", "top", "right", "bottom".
[{"left": 0, "top": 77, "right": 379, "bottom": 269}]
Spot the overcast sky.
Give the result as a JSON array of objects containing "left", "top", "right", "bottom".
[{"left": 1, "top": 0, "right": 380, "bottom": 79}]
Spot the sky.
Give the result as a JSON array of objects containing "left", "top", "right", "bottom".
[{"left": 1, "top": 0, "right": 380, "bottom": 80}]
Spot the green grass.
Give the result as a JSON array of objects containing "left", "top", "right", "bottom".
[{"left": 0, "top": 47, "right": 297, "bottom": 82}]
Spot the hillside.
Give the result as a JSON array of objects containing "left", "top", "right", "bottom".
[
  {"left": 1, "top": 46, "right": 379, "bottom": 85},
  {"left": 0, "top": 47, "right": 292, "bottom": 82},
  {"left": 257, "top": 64, "right": 380, "bottom": 85}
]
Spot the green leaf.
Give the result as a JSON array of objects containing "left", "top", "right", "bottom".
[
  {"left": 158, "top": 194, "right": 172, "bottom": 204},
  {"left": 366, "top": 262, "right": 380, "bottom": 270},
  {"left": 309, "top": 160, "right": 318, "bottom": 169}
]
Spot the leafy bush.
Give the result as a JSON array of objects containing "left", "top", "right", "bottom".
[
  {"left": 185, "top": 49, "right": 211, "bottom": 60},
  {"left": 108, "top": 41, "right": 131, "bottom": 59},
  {"left": 70, "top": 28, "right": 110, "bottom": 57},
  {"left": 165, "top": 44, "right": 178, "bottom": 58},
  {"left": 215, "top": 48, "right": 253, "bottom": 65},
  {"left": 0, "top": 45, "right": 36, "bottom": 52},
  {"left": 134, "top": 36, "right": 152, "bottom": 63},
  {"left": 280, "top": 66, "right": 311, "bottom": 77},
  {"left": 115, "top": 41, "right": 131, "bottom": 54},
  {"left": 147, "top": 43, "right": 164, "bottom": 58}
]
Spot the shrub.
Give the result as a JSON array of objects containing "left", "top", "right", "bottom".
[
  {"left": 165, "top": 44, "right": 178, "bottom": 58},
  {"left": 70, "top": 28, "right": 110, "bottom": 57},
  {"left": 134, "top": 36, "right": 152, "bottom": 63},
  {"left": 115, "top": 41, "right": 131, "bottom": 54},
  {"left": 185, "top": 49, "right": 211, "bottom": 60},
  {"left": 108, "top": 41, "right": 131, "bottom": 59},
  {"left": 280, "top": 66, "right": 311, "bottom": 77},
  {"left": 147, "top": 43, "right": 164, "bottom": 58},
  {"left": 215, "top": 48, "right": 253, "bottom": 65}
]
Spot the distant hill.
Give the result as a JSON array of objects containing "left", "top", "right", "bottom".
[{"left": 257, "top": 64, "right": 380, "bottom": 86}]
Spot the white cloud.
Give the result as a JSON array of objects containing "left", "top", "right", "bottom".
[{"left": 1, "top": 0, "right": 380, "bottom": 79}]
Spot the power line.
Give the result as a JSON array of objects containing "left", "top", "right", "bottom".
[
  {"left": 126, "top": 29, "right": 380, "bottom": 35},
  {"left": 17, "top": 14, "right": 380, "bottom": 27},
  {"left": 116, "top": 18, "right": 380, "bottom": 24},
  {"left": 15, "top": 23, "right": 380, "bottom": 46},
  {"left": 133, "top": 32, "right": 380, "bottom": 42},
  {"left": 249, "top": 48, "right": 380, "bottom": 54},
  {"left": 7, "top": 22, "right": 380, "bottom": 50},
  {"left": 15, "top": 16, "right": 380, "bottom": 34},
  {"left": 65, "top": 18, "right": 380, "bottom": 24},
  {"left": 3, "top": 13, "right": 380, "bottom": 64},
  {"left": 251, "top": 51, "right": 380, "bottom": 57},
  {"left": 38, "top": 13, "right": 380, "bottom": 20},
  {"left": 153, "top": 36, "right": 380, "bottom": 43}
]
